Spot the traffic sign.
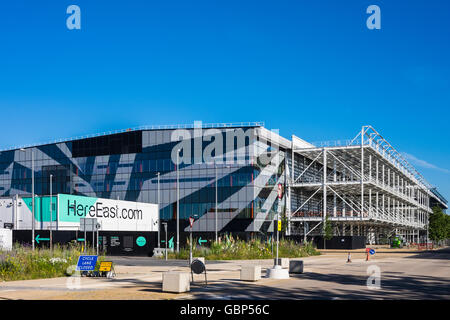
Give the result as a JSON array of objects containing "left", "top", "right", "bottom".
[
  {"left": 168, "top": 236, "right": 174, "bottom": 249},
  {"left": 189, "top": 216, "right": 195, "bottom": 228},
  {"left": 35, "top": 234, "right": 50, "bottom": 244},
  {"left": 99, "top": 261, "right": 113, "bottom": 272},
  {"left": 79, "top": 218, "right": 99, "bottom": 232},
  {"left": 136, "top": 236, "right": 146, "bottom": 247},
  {"left": 277, "top": 220, "right": 282, "bottom": 231},
  {"left": 369, "top": 249, "right": 376, "bottom": 255},
  {"left": 76, "top": 255, "right": 98, "bottom": 271}
]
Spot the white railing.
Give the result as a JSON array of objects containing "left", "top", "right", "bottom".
[{"left": 0, "top": 121, "right": 265, "bottom": 152}]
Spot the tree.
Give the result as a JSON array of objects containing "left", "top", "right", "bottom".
[
  {"left": 446, "top": 213, "right": 450, "bottom": 240},
  {"left": 429, "top": 206, "right": 449, "bottom": 243}
]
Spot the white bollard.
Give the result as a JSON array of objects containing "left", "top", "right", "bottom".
[
  {"left": 193, "top": 257, "right": 205, "bottom": 264},
  {"left": 162, "top": 272, "right": 190, "bottom": 293},
  {"left": 240, "top": 265, "right": 261, "bottom": 281},
  {"left": 266, "top": 265, "right": 290, "bottom": 279},
  {"left": 274, "top": 258, "right": 290, "bottom": 269}
]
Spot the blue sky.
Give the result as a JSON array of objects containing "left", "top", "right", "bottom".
[{"left": 0, "top": 1, "right": 449, "bottom": 201}]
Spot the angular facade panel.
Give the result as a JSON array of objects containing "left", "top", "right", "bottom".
[{"left": 0, "top": 124, "right": 286, "bottom": 234}]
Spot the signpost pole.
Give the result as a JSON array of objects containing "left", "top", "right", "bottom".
[
  {"left": 32, "top": 150, "right": 35, "bottom": 251},
  {"left": 84, "top": 219, "right": 87, "bottom": 253},
  {"left": 215, "top": 161, "right": 218, "bottom": 243},
  {"left": 157, "top": 172, "right": 160, "bottom": 247},
  {"left": 19, "top": 148, "right": 35, "bottom": 250},
  {"left": 276, "top": 218, "right": 279, "bottom": 266},
  {"left": 164, "top": 223, "right": 168, "bottom": 261},
  {"left": 271, "top": 233, "right": 273, "bottom": 256},
  {"left": 96, "top": 227, "right": 99, "bottom": 256},
  {"left": 190, "top": 220, "right": 192, "bottom": 265},
  {"left": 50, "top": 174, "right": 53, "bottom": 251},
  {"left": 176, "top": 149, "right": 180, "bottom": 253},
  {"left": 92, "top": 223, "right": 95, "bottom": 252},
  {"left": 276, "top": 183, "right": 282, "bottom": 266}
]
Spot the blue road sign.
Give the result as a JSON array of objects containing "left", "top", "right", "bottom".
[
  {"left": 76, "top": 255, "right": 98, "bottom": 271},
  {"left": 369, "top": 249, "right": 376, "bottom": 255}
]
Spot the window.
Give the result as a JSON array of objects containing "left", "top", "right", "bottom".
[{"left": 72, "top": 131, "right": 142, "bottom": 158}]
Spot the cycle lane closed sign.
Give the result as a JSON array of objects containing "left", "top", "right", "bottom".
[{"left": 76, "top": 255, "right": 98, "bottom": 271}]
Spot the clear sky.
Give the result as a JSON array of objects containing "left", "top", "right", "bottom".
[{"left": 0, "top": 1, "right": 449, "bottom": 201}]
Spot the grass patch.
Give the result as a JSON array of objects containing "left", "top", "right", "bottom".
[
  {"left": 165, "top": 236, "right": 320, "bottom": 260},
  {"left": 0, "top": 243, "right": 105, "bottom": 281}
]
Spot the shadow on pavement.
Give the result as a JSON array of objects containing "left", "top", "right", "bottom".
[
  {"left": 105, "top": 269, "right": 450, "bottom": 300},
  {"left": 405, "top": 247, "right": 450, "bottom": 260}
]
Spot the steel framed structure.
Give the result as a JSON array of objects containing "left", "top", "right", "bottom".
[{"left": 286, "top": 126, "right": 447, "bottom": 244}]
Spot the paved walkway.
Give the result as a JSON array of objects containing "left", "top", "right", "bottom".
[{"left": 0, "top": 247, "right": 449, "bottom": 300}]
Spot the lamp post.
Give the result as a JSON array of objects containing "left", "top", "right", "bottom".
[
  {"left": 50, "top": 174, "right": 53, "bottom": 251},
  {"left": 189, "top": 216, "right": 193, "bottom": 266},
  {"left": 215, "top": 161, "right": 230, "bottom": 243},
  {"left": 20, "top": 148, "right": 35, "bottom": 250},
  {"left": 189, "top": 214, "right": 198, "bottom": 266},
  {"left": 176, "top": 149, "right": 180, "bottom": 253},
  {"left": 215, "top": 161, "right": 218, "bottom": 243},
  {"left": 162, "top": 222, "right": 168, "bottom": 261},
  {"left": 157, "top": 172, "right": 160, "bottom": 247}
]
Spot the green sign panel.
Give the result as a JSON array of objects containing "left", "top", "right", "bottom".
[
  {"left": 23, "top": 196, "right": 57, "bottom": 222},
  {"left": 35, "top": 234, "right": 50, "bottom": 244},
  {"left": 58, "top": 194, "right": 98, "bottom": 222},
  {"left": 136, "top": 236, "right": 146, "bottom": 247}
]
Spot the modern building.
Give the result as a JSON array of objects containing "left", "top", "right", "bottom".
[
  {"left": 288, "top": 126, "right": 448, "bottom": 246},
  {"left": 0, "top": 122, "right": 446, "bottom": 249}
]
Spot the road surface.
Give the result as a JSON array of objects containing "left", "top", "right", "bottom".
[{"left": 0, "top": 247, "right": 448, "bottom": 300}]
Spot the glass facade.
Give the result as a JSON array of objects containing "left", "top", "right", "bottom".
[{"left": 0, "top": 126, "right": 286, "bottom": 233}]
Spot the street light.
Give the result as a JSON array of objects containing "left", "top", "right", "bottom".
[
  {"left": 20, "top": 148, "right": 35, "bottom": 250},
  {"left": 162, "top": 222, "right": 168, "bottom": 261},
  {"left": 189, "top": 214, "right": 198, "bottom": 265},
  {"left": 215, "top": 160, "right": 230, "bottom": 243},
  {"left": 50, "top": 174, "right": 53, "bottom": 251},
  {"left": 176, "top": 149, "right": 180, "bottom": 253},
  {"left": 215, "top": 161, "right": 218, "bottom": 243},
  {"left": 157, "top": 172, "right": 160, "bottom": 247}
]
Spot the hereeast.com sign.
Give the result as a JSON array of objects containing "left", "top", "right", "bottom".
[{"left": 57, "top": 194, "right": 158, "bottom": 232}]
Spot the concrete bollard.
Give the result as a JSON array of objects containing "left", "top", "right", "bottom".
[
  {"left": 162, "top": 272, "right": 190, "bottom": 293},
  {"left": 193, "top": 257, "right": 205, "bottom": 264},
  {"left": 240, "top": 265, "right": 261, "bottom": 281},
  {"left": 274, "top": 258, "right": 290, "bottom": 269},
  {"left": 289, "top": 260, "right": 304, "bottom": 274}
]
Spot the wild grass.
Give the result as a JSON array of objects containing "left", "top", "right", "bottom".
[
  {"left": 0, "top": 243, "right": 104, "bottom": 281},
  {"left": 166, "top": 235, "right": 319, "bottom": 260}
]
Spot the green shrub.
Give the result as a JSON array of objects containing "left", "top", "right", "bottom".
[
  {"left": 0, "top": 243, "right": 105, "bottom": 281},
  {"left": 165, "top": 236, "right": 319, "bottom": 260}
]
